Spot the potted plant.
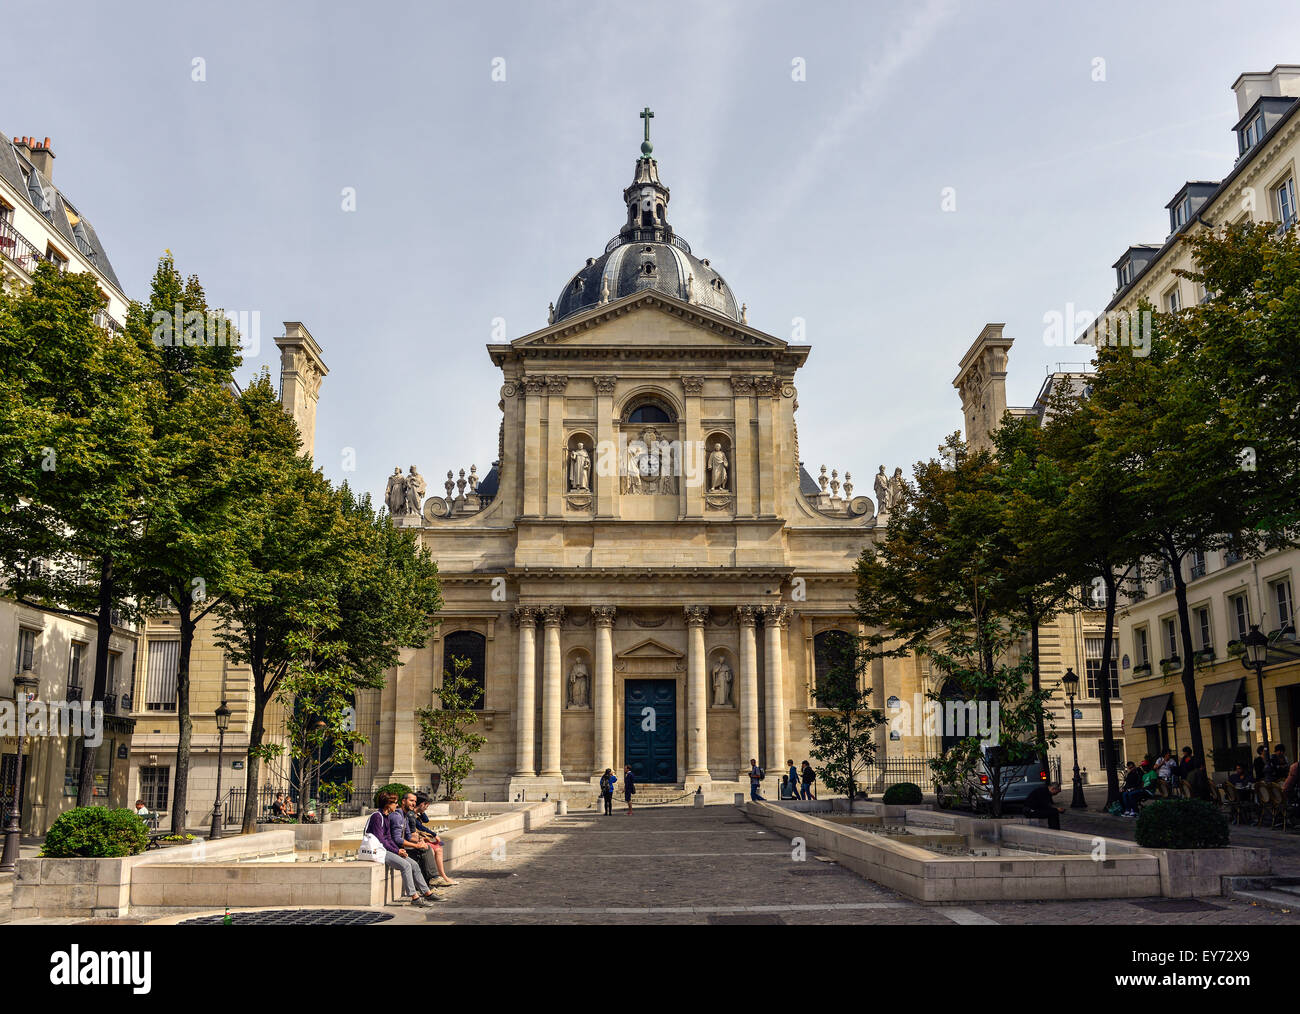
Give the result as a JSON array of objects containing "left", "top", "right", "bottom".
[
  {"left": 1159, "top": 656, "right": 1181, "bottom": 677},
  {"left": 1227, "top": 640, "right": 1245, "bottom": 658},
  {"left": 1133, "top": 662, "right": 1153, "bottom": 677}
]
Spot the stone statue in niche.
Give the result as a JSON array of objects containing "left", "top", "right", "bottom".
[
  {"left": 707, "top": 443, "right": 729, "bottom": 492},
  {"left": 568, "top": 441, "right": 591, "bottom": 492},
  {"left": 711, "top": 656, "right": 733, "bottom": 707},
  {"left": 567, "top": 659, "right": 590, "bottom": 708}
]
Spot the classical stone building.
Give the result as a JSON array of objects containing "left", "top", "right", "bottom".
[{"left": 372, "top": 138, "right": 921, "bottom": 801}]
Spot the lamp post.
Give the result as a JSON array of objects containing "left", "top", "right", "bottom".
[
  {"left": 1242, "top": 625, "right": 1270, "bottom": 758},
  {"left": 1062, "top": 667, "right": 1087, "bottom": 809},
  {"left": 1, "top": 671, "right": 40, "bottom": 873},
  {"left": 208, "top": 701, "right": 231, "bottom": 841}
]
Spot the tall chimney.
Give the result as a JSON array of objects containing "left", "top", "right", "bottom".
[{"left": 26, "top": 137, "right": 55, "bottom": 179}]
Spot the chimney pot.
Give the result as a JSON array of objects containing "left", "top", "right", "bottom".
[{"left": 43, "top": 137, "right": 50, "bottom": 148}]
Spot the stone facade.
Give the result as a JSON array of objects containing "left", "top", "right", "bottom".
[{"left": 371, "top": 153, "right": 932, "bottom": 799}]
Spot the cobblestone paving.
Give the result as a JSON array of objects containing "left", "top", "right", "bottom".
[{"left": 421, "top": 804, "right": 1300, "bottom": 925}]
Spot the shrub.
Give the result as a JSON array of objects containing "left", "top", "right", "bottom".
[
  {"left": 882, "top": 782, "right": 923, "bottom": 805},
  {"left": 41, "top": 807, "right": 150, "bottom": 858},
  {"left": 374, "top": 783, "right": 412, "bottom": 808},
  {"left": 1135, "top": 798, "right": 1230, "bottom": 850}
]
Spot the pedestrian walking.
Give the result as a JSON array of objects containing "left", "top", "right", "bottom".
[
  {"left": 623, "top": 764, "right": 636, "bottom": 815},
  {"left": 786, "top": 759, "right": 799, "bottom": 801},
  {"left": 748, "top": 758, "right": 765, "bottom": 802},
  {"left": 599, "top": 767, "right": 616, "bottom": 816},
  {"left": 800, "top": 760, "right": 816, "bottom": 800}
]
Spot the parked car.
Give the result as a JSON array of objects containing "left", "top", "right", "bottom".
[{"left": 967, "top": 754, "right": 1050, "bottom": 813}]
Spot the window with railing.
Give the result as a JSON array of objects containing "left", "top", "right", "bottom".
[
  {"left": 1195, "top": 606, "right": 1212, "bottom": 654},
  {"left": 66, "top": 642, "right": 86, "bottom": 700},
  {"left": 1158, "top": 566, "right": 1173, "bottom": 593},
  {"left": 1190, "top": 550, "right": 1206, "bottom": 579},
  {"left": 1163, "top": 618, "right": 1179, "bottom": 660},
  {"left": 1134, "top": 627, "right": 1150, "bottom": 669}
]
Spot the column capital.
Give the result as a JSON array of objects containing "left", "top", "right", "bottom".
[
  {"left": 591, "top": 605, "right": 617, "bottom": 627},
  {"left": 541, "top": 605, "right": 566, "bottom": 627},
  {"left": 545, "top": 375, "right": 569, "bottom": 395},
  {"left": 683, "top": 605, "right": 710, "bottom": 627},
  {"left": 735, "top": 604, "right": 761, "bottom": 627},
  {"left": 762, "top": 603, "right": 790, "bottom": 628},
  {"left": 593, "top": 375, "right": 617, "bottom": 395},
  {"left": 681, "top": 375, "right": 705, "bottom": 395},
  {"left": 510, "top": 606, "right": 539, "bottom": 628},
  {"left": 523, "top": 376, "right": 547, "bottom": 395}
]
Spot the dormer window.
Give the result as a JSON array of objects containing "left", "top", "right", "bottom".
[
  {"left": 1118, "top": 261, "right": 1132, "bottom": 287},
  {"left": 1239, "top": 113, "right": 1264, "bottom": 154}
]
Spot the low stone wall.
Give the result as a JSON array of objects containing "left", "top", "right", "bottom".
[
  {"left": 12, "top": 829, "right": 298, "bottom": 920},
  {"left": 129, "top": 861, "right": 384, "bottom": 912},
  {"left": 440, "top": 800, "right": 554, "bottom": 869},
  {"left": 744, "top": 802, "right": 1165, "bottom": 903}
]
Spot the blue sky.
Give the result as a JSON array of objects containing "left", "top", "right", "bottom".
[{"left": 9, "top": 0, "right": 1298, "bottom": 502}]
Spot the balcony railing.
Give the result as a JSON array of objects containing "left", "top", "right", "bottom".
[
  {"left": 605, "top": 229, "right": 693, "bottom": 255},
  {"left": 0, "top": 217, "right": 50, "bottom": 275}
]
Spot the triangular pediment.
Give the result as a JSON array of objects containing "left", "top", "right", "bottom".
[
  {"left": 508, "top": 291, "right": 788, "bottom": 351},
  {"left": 618, "top": 637, "right": 684, "bottom": 659}
]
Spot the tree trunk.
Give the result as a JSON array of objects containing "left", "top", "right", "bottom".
[
  {"left": 170, "top": 602, "right": 195, "bottom": 834},
  {"left": 241, "top": 681, "right": 267, "bottom": 835},
  {"left": 1027, "top": 600, "right": 1048, "bottom": 776},
  {"left": 1168, "top": 548, "right": 1207, "bottom": 762},
  {"left": 1097, "top": 570, "right": 1122, "bottom": 807},
  {"left": 76, "top": 553, "right": 114, "bottom": 808}
]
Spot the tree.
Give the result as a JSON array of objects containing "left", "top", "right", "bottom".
[
  {"left": 215, "top": 412, "right": 441, "bottom": 833},
  {"left": 128, "top": 254, "right": 251, "bottom": 832},
  {"left": 275, "top": 612, "right": 374, "bottom": 820},
  {"left": 417, "top": 657, "right": 487, "bottom": 801},
  {"left": 1088, "top": 308, "right": 1249, "bottom": 764},
  {"left": 0, "top": 264, "right": 159, "bottom": 808},
  {"left": 808, "top": 630, "right": 884, "bottom": 812}
]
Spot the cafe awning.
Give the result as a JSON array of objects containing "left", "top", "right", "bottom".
[
  {"left": 1133, "top": 692, "right": 1174, "bottom": 728},
  {"left": 1198, "top": 678, "right": 1245, "bottom": 719}
]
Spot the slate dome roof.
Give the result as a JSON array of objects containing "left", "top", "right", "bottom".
[
  {"left": 552, "top": 134, "right": 741, "bottom": 324},
  {"left": 554, "top": 238, "right": 740, "bottom": 323}
]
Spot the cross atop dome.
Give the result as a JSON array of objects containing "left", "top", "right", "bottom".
[{"left": 639, "top": 106, "right": 654, "bottom": 159}]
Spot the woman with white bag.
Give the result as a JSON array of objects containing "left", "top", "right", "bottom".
[{"left": 362, "top": 792, "right": 439, "bottom": 908}]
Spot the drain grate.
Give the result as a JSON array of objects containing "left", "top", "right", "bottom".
[
  {"left": 1129, "top": 898, "right": 1224, "bottom": 913},
  {"left": 708, "top": 914, "right": 785, "bottom": 925},
  {"left": 787, "top": 867, "right": 838, "bottom": 875},
  {"left": 180, "top": 909, "right": 393, "bottom": 926},
  {"left": 456, "top": 870, "right": 515, "bottom": 879}
]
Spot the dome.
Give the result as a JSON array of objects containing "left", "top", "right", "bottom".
[
  {"left": 551, "top": 123, "right": 742, "bottom": 324},
  {"left": 554, "top": 237, "right": 741, "bottom": 323}
]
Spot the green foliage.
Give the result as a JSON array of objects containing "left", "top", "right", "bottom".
[
  {"left": 41, "top": 807, "right": 150, "bottom": 858},
  {"left": 808, "top": 631, "right": 884, "bottom": 808},
  {"left": 882, "top": 782, "right": 923, "bottom": 805},
  {"left": 1135, "top": 798, "right": 1230, "bottom": 850},
  {"left": 375, "top": 783, "right": 412, "bottom": 808},
  {"left": 417, "top": 657, "right": 488, "bottom": 801}
]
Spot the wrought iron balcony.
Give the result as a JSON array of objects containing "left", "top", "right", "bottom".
[
  {"left": 0, "top": 217, "right": 59, "bottom": 276},
  {"left": 65, "top": 683, "right": 83, "bottom": 702}
]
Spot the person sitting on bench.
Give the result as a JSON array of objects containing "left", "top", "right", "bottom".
[{"left": 1023, "top": 782, "right": 1064, "bottom": 830}]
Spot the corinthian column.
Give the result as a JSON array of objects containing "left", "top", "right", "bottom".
[
  {"left": 540, "top": 605, "right": 565, "bottom": 778},
  {"left": 736, "top": 605, "right": 761, "bottom": 771},
  {"left": 763, "top": 604, "right": 789, "bottom": 773},
  {"left": 511, "top": 607, "right": 538, "bottom": 776},
  {"left": 591, "top": 606, "right": 617, "bottom": 777},
  {"left": 684, "top": 605, "right": 711, "bottom": 781}
]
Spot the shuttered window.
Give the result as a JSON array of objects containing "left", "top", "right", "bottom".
[{"left": 145, "top": 640, "right": 179, "bottom": 711}]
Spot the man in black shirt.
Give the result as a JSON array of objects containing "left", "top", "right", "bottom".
[{"left": 1023, "top": 783, "right": 1064, "bottom": 829}]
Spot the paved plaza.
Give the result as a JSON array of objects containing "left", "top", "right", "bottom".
[{"left": 387, "top": 803, "right": 1300, "bottom": 926}]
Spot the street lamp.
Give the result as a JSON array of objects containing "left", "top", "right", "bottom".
[
  {"left": 1061, "top": 667, "right": 1087, "bottom": 809},
  {"left": 1241, "top": 625, "right": 1270, "bottom": 758},
  {"left": 1, "top": 671, "right": 40, "bottom": 873},
  {"left": 208, "top": 701, "right": 231, "bottom": 841}
]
